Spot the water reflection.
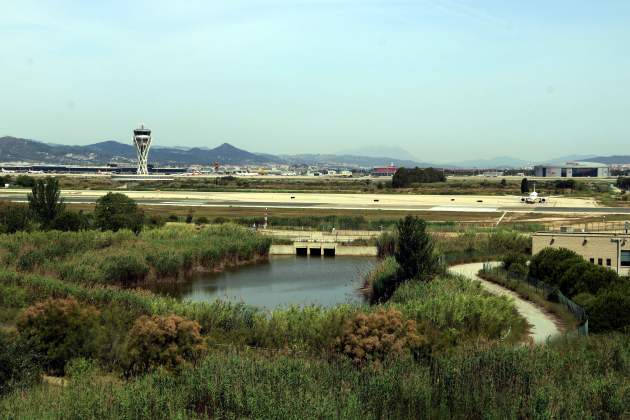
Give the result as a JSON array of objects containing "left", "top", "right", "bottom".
[{"left": 148, "top": 255, "right": 376, "bottom": 309}]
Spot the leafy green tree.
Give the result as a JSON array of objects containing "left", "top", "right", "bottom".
[
  {"left": 395, "top": 215, "right": 438, "bottom": 282},
  {"left": 27, "top": 177, "right": 64, "bottom": 228},
  {"left": 584, "top": 282, "right": 630, "bottom": 332},
  {"left": 392, "top": 167, "right": 446, "bottom": 188},
  {"left": 94, "top": 193, "right": 144, "bottom": 233},
  {"left": 520, "top": 178, "right": 529, "bottom": 194}
]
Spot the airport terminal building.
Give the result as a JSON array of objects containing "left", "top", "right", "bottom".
[{"left": 534, "top": 161, "right": 610, "bottom": 178}]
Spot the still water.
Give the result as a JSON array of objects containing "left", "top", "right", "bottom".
[{"left": 148, "top": 255, "right": 377, "bottom": 309}]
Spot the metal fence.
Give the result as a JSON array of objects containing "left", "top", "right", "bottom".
[
  {"left": 481, "top": 263, "right": 589, "bottom": 337},
  {"left": 544, "top": 220, "right": 630, "bottom": 234}
]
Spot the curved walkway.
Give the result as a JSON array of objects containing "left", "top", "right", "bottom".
[{"left": 449, "top": 262, "right": 562, "bottom": 344}]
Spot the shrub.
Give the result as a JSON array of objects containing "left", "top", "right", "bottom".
[
  {"left": 94, "top": 193, "right": 144, "bottom": 234},
  {"left": 167, "top": 215, "right": 179, "bottom": 222},
  {"left": 100, "top": 254, "right": 149, "bottom": 285},
  {"left": 145, "top": 214, "right": 166, "bottom": 228},
  {"left": 14, "top": 175, "right": 35, "bottom": 188},
  {"left": 336, "top": 308, "right": 424, "bottom": 366},
  {"left": 368, "top": 257, "right": 399, "bottom": 303},
  {"left": 501, "top": 251, "right": 527, "bottom": 272},
  {"left": 195, "top": 216, "right": 209, "bottom": 225},
  {"left": 51, "top": 211, "right": 86, "bottom": 232},
  {"left": 146, "top": 251, "right": 182, "bottom": 278},
  {"left": 376, "top": 231, "right": 397, "bottom": 259},
  {"left": 0, "top": 329, "right": 41, "bottom": 396},
  {"left": 16, "top": 297, "right": 100, "bottom": 375},
  {"left": 0, "top": 202, "right": 32, "bottom": 234},
  {"left": 125, "top": 314, "right": 207, "bottom": 374}
]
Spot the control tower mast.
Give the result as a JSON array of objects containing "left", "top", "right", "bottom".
[{"left": 133, "top": 124, "right": 152, "bottom": 175}]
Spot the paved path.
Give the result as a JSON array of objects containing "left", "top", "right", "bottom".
[{"left": 449, "top": 262, "right": 562, "bottom": 344}]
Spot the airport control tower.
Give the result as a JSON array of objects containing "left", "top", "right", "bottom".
[{"left": 133, "top": 124, "right": 152, "bottom": 175}]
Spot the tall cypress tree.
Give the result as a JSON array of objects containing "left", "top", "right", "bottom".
[
  {"left": 27, "top": 177, "right": 64, "bottom": 228},
  {"left": 520, "top": 178, "right": 529, "bottom": 194},
  {"left": 395, "top": 215, "right": 438, "bottom": 282}
]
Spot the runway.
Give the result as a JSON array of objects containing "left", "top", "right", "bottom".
[{"left": 1, "top": 189, "right": 630, "bottom": 215}]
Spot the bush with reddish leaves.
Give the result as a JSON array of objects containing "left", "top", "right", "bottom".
[
  {"left": 336, "top": 308, "right": 425, "bottom": 366},
  {"left": 16, "top": 297, "right": 100, "bottom": 374},
  {"left": 125, "top": 314, "right": 207, "bottom": 374}
]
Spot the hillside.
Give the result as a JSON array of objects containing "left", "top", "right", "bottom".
[{"left": 0, "top": 137, "right": 282, "bottom": 166}]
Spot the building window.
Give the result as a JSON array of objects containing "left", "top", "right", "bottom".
[
  {"left": 598, "top": 258, "right": 603, "bottom": 266},
  {"left": 621, "top": 251, "right": 630, "bottom": 267},
  {"left": 589, "top": 258, "right": 595, "bottom": 264},
  {"left": 606, "top": 258, "right": 612, "bottom": 267}
]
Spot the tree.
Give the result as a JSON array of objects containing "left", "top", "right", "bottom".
[
  {"left": 500, "top": 178, "right": 507, "bottom": 187},
  {"left": 395, "top": 215, "right": 438, "bottom": 282},
  {"left": 94, "top": 193, "right": 144, "bottom": 233},
  {"left": 392, "top": 167, "right": 446, "bottom": 188},
  {"left": 520, "top": 178, "right": 529, "bottom": 194},
  {"left": 617, "top": 177, "right": 630, "bottom": 191},
  {"left": 27, "top": 177, "right": 64, "bottom": 228}
]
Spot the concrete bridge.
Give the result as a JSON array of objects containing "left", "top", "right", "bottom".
[{"left": 269, "top": 241, "right": 377, "bottom": 257}]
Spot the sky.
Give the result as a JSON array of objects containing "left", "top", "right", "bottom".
[{"left": 1, "top": 0, "right": 629, "bottom": 162}]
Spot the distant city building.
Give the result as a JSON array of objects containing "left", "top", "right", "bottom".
[
  {"left": 533, "top": 229, "right": 630, "bottom": 275},
  {"left": 133, "top": 124, "right": 152, "bottom": 175},
  {"left": 372, "top": 164, "right": 397, "bottom": 176},
  {"left": 534, "top": 161, "right": 610, "bottom": 178}
]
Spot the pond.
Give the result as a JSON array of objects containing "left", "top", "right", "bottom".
[{"left": 148, "top": 255, "right": 377, "bottom": 309}]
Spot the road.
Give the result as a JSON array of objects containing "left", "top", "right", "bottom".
[
  {"left": 1, "top": 189, "right": 630, "bottom": 215},
  {"left": 449, "top": 262, "right": 561, "bottom": 344}
]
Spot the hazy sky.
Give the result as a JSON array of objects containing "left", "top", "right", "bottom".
[{"left": 1, "top": 1, "right": 629, "bottom": 162}]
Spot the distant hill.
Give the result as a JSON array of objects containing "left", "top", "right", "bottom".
[
  {"left": 588, "top": 156, "right": 630, "bottom": 165},
  {"left": 335, "top": 146, "right": 418, "bottom": 161},
  {"left": 1, "top": 135, "right": 627, "bottom": 168},
  {"left": 281, "top": 153, "right": 440, "bottom": 169},
  {"left": 0, "top": 137, "right": 283, "bottom": 166},
  {"left": 446, "top": 156, "right": 530, "bottom": 169}
]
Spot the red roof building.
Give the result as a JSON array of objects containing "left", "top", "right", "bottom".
[{"left": 371, "top": 165, "right": 397, "bottom": 176}]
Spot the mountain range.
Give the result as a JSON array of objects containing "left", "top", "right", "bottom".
[{"left": 0, "top": 136, "right": 628, "bottom": 168}]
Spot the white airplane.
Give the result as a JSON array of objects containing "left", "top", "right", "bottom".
[
  {"left": 28, "top": 169, "right": 44, "bottom": 174},
  {"left": 1, "top": 168, "right": 16, "bottom": 173},
  {"left": 521, "top": 183, "right": 547, "bottom": 204}
]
